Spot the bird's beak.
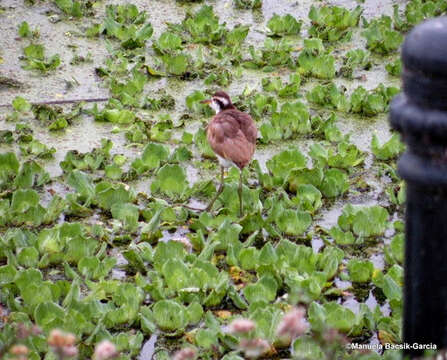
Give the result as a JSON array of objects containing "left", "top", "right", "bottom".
[{"left": 200, "top": 99, "right": 212, "bottom": 105}]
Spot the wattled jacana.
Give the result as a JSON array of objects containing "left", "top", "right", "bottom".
[{"left": 200, "top": 91, "right": 257, "bottom": 217}]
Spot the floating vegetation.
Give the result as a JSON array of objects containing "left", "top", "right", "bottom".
[{"left": 2, "top": 0, "right": 443, "bottom": 358}]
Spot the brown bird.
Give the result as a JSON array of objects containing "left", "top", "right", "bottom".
[{"left": 200, "top": 91, "right": 257, "bottom": 217}]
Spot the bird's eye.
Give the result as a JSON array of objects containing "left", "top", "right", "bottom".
[{"left": 214, "top": 99, "right": 223, "bottom": 108}]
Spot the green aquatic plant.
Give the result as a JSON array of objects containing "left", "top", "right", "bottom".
[
  {"left": 234, "top": 0, "right": 262, "bottom": 9},
  {"left": 177, "top": 5, "right": 227, "bottom": 44},
  {"left": 32, "top": 103, "right": 82, "bottom": 130},
  {"left": 53, "top": 0, "right": 95, "bottom": 17},
  {"left": 153, "top": 31, "right": 183, "bottom": 54},
  {"left": 362, "top": 16, "right": 403, "bottom": 54},
  {"left": 339, "top": 49, "right": 371, "bottom": 79},
  {"left": 18, "top": 21, "right": 39, "bottom": 38},
  {"left": 393, "top": 0, "right": 447, "bottom": 32},
  {"left": 260, "top": 101, "right": 311, "bottom": 143},
  {"left": 338, "top": 204, "right": 389, "bottom": 237},
  {"left": 131, "top": 142, "right": 170, "bottom": 174},
  {"left": 372, "top": 133, "right": 405, "bottom": 160},
  {"left": 244, "top": 38, "right": 294, "bottom": 70},
  {"left": 22, "top": 44, "right": 61, "bottom": 73},
  {"left": 309, "top": 141, "right": 364, "bottom": 169},
  {"left": 308, "top": 5, "right": 363, "bottom": 42},
  {"left": 262, "top": 73, "right": 301, "bottom": 98},
  {"left": 386, "top": 58, "right": 402, "bottom": 77},
  {"left": 103, "top": 4, "right": 153, "bottom": 49},
  {"left": 347, "top": 259, "right": 374, "bottom": 283},
  {"left": 350, "top": 84, "right": 400, "bottom": 116},
  {"left": 60, "top": 139, "right": 113, "bottom": 173},
  {"left": 297, "top": 38, "right": 336, "bottom": 79},
  {"left": 266, "top": 14, "right": 302, "bottom": 36},
  {"left": 306, "top": 82, "right": 350, "bottom": 111},
  {"left": 151, "top": 164, "right": 190, "bottom": 199}
]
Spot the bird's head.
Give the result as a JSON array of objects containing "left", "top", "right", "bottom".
[{"left": 201, "top": 91, "right": 234, "bottom": 114}]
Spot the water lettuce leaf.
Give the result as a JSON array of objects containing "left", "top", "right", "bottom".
[
  {"left": 12, "top": 96, "right": 31, "bottom": 112},
  {"left": 362, "top": 16, "right": 403, "bottom": 54},
  {"left": 243, "top": 275, "right": 278, "bottom": 303},
  {"left": 340, "top": 49, "right": 371, "bottom": 78},
  {"left": 22, "top": 44, "right": 61, "bottom": 73},
  {"left": 393, "top": 0, "right": 447, "bottom": 32},
  {"left": 386, "top": 58, "right": 402, "bottom": 76},
  {"left": 306, "top": 82, "right": 350, "bottom": 111},
  {"left": 347, "top": 259, "right": 374, "bottom": 282},
  {"left": 267, "top": 14, "right": 302, "bottom": 36},
  {"left": 153, "top": 31, "right": 183, "bottom": 54},
  {"left": 151, "top": 164, "right": 189, "bottom": 199},
  {"left": 111, "top": 203, "right": 139, "bottom": 231},
  {"left": 260, "top": 101, "right": 311, "bottom": 143},
  {"left": 0, "top": 152, "right": 20, "bottom": 190},
  {"left": 297, "top": 39, "right": 336, "bottom": 79},
  {"left": 234, "top": 0, "right": 262, "bottom": 9},
  {"left": 308, "top": 5, "right": 362, "bottom": 42},
  {"left": 266, "top": 147, "right": 307, "bottom": 184},
  {"left": 181, "top": 5, "right": 227, "bottom": 44},
  {"left": 372, "top": 133, "right": 405, "bottom": 160},
  {"left": 131, "top": 142, "right": 170, "bottom": 174},
  {"left": 104, "top": 4, "right": 153, "bottom": 48},
  {"left": 338, "top": 204, "right": 389, "bottom": 237},
  {"left": 350, "top": 84, "right": 399, "bottom": 116}
]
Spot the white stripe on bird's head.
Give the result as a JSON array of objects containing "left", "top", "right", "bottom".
[
  {"left": 211, "top": 99, "right": 221, "bottom": 114},
  {"left": 213, "top": 96, "right": 229, "bottom": 106}
]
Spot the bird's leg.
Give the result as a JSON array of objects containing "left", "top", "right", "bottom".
[
  {"left": 238, "top": 169, "right": 243, "bottom": 218},
  {"left": 205, "top": 166, "right": 225, "bottom": 212}
]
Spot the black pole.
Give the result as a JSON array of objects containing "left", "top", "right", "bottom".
[{"left": 390, "top": 17, "right": 447, "bottom": 356}]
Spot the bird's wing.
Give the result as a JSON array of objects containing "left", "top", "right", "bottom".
[
  {"left": 207, "top": 112, "right": 256, "bottom": 169},
  {"left": 230, "top": 110, "right": 257, "bottom": 145}
]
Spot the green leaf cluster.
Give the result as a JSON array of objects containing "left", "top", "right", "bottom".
[
  {"left": 60, "top": 138, "right": 115, "bottom": 173},
  {"left": 297, "top": 38, "right": 336, "bottom": 79},
  {"left": 244, "top": 38, "right": 294, "bottom": 70},
  {"left": 262, "top": 73, "right": 301, "bottom": 98},
  {"left": 266, "top": 14, "right": 302, "bottom": 36},
  {"left": 385, "top": 58, "right": 402, "bottom": 77},
  {"left": 308, "top": 5, "right": 363, "bottom": 42},
  {"left": 18, "top": 21, "right": 39, "bottom": 38},
  {"left": 246, "top": 93, "right": 278, "bottom": 119},
  {"left": 32, "top": 103, "right": 82, "bottom": 130},
  {"left": 337, "top": 204, "right": 389, "bottom": 238},
  {"left": 109, "top": 68, "right": 148, "bottom": 106},
  {"left": 310, "top": 141, "right": 364, "bottom": 169},
  {"left": 151, "top": 164, "right": 190, "bottom": 199},
  {"left": 104, "top": 4, "right": 153, "bottom": 49},
  {"left": 260, "top": 101, "right": 311, "bottom": 143},
  {"left": 393, "top": 0, "right": 447, "bottom": 32},
  {"left": 53, "top": 0, "right": 93, "bottom": 17},
  {"left": 233, "top": 0, "right": 262, "bottom": 9},
  {"left": 339, "top": 49, "right": 371, "bottom": 79},
  {"left": 1, "top": 122, "right": 56, "bottom": 159},
  {"left": 306, "top": 82, "right": 349, "bottom": 111},
  {"left": 362, "top": 16, "right": 403, "bottom": 54},
  {"left": 0, "top": 153, "right": 50, "bottom": 192},
  {"left": 22, "top": 44, "right": 61, "bottom": 73},
  {"left": 131, "top": 142, "right": 169, "bottom": 174},
  {"left": 179, "top": 5, "right": 227, "bottom": 44},
  {"left": 93, "top": 102, "right": 136, "bottom": 124},
  {"left": 372, "top": 133, "right": 405, "bottom": 160},
  {"left": 350, "top": 84, "right": 400, "bottom": 116}
]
